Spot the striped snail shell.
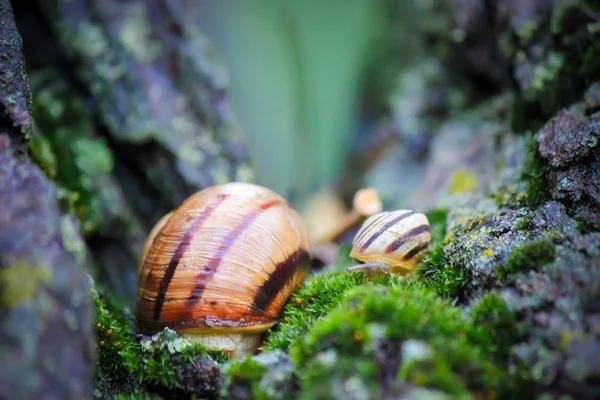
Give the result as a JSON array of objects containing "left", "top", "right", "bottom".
[
  {"left": 347, "top": 209, "right": 430, "bottom": 275},
  {"left": 135, "top": 182, "right": 311, "bottom": 358}
]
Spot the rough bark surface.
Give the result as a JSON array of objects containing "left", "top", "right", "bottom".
[{"left": 0, "top": 1, "right": 95, "bottom": 398}]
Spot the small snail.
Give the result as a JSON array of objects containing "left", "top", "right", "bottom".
[
  {"left": 346, "top": 209, "right": 430, "bottom": 276},
  {"left": 135, "top": 182, "right": 311, "bottom": 358}
]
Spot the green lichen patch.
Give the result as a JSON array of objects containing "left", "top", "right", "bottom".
[
  {"left": 290, "top": 285, "right": 521, "bottom": 399},
  {"left": 262, "top": 272, "right": 406, "bottom": 352},
  {"left": 448, "top": 168, "right": 478, "bottom": 195},
  {"left": 496, "top": 238, "right": 557, "bottom": 280},
  {"left": 0, "top": 259, "right": 53, "bottom": 309}
]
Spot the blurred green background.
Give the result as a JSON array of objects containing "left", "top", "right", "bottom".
[{"left": 193, "top": 0, "right": 409, "bottom": 207}]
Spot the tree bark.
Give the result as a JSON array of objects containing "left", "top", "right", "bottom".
[{"left": 0, "top": 1, "right": 95, "bottom": 398}]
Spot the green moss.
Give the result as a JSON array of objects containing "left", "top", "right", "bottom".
[
  {"left": 425, "top": 207, "right": 448, "bottom": 245},
  {"left": 122, "top": 328, "right": 226, "bottom": 389},
  {"left": 496, "top": 238, "right": 557, "bottom": 280},
  {"left": 417, "top": 207, "right": 471, "bottom": 299},
  {"left": 222, "top": 356, "right": 268, "bottom": 400},
  {"left": 290, "top": 285, "right": 519, "bottom": 399},
  {"left": 468, "top": 294, "right": 524, "bottom": 363},
  {"left": 520, "top": 133, "right": 549, "bottom": 208},
  {"left": 262, "top": 272, "right": 405, "bottom": 352},
  {"left": 221, "top": 350, "right": 297, "bottom": 400},
  {"left": 448, "top": 168, "right": 478, "bottom": 194},
  {"left": 93, "top": 280, "right": 225, "bottom": 397},
  {"left": 529, "top": 52, "right": 565, "bottom": 96},
  {"left": 28, "top": 71, "right": 124, "bottom": 237},
  {"left": 112, "top": 391, "right": 162, "bottom": 400},
  {"left": 418, "top": 245, "right": 471, "bottom": 300},
  {"left": 27, "top": 128, "right": 57, "bottom": 179},
  {"left": 93, "top": 281, "right": 139, "bottom": 395}
]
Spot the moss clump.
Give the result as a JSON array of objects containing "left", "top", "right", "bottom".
[
  {"left": 418, "top": 207, "right": 471, "bottom": 300},
  {"left": 92, "top": 281, "right": 225, "bottom": 398},
  {"left": 418, "top": 245, "right": 472, "bottom": 301},
  {"left": 93, "top": 281, "right": 138, "bottom": 397},
  {"left": 221, "top": 356, "right": 268, "bottom": 399},
  {"left": 262, "top": 272, "right": 405, "bottom": 352},
  {"left": 290, "top": 285, "right": 520, "bottom": 399},
  {"left": 496, "top": 238, "right": 557, "bottom": 280},
  {"left": 111, "top": 390, "right": 162, "bottom": 400},
  {"left": 221, "top": 350, "right": 298, "bottom": 400},
  {"left": 520, "top": 133, "right": 549, "bottom": 208},
  {"left": 122, "top": 328, "right": 225, "bottom": 393},
  {"left": 28, "top": 71, "right": 130, "bottom": 237},
  {"left": 468, "top": 294, "right": 524, "bottom": 363}
]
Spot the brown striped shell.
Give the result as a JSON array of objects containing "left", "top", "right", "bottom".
[
  {"left": 349, "top": 210, "right": 431, "bottom": 273},
  {"left": 135, "top": 182, "right": 311, "bottom": 337}
]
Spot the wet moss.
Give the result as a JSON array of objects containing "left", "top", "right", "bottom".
[
  {"left": 221, "top": 356, "right": 268, "bottom": 399},
  {"left": 262, "top": 272, "right": 405, "bottom": 352},
  {"left": 418, "top": 207, "right": 472, "bottom": 300},
  {"left": 122, "top": 328, "right": 225, "bottom": 393},
  {"left": 520, "top": 133, "right": 549, "bottom": 208},
  {"left": 221, "top": 350, "right": 298, "bottom": 400},
  {"left": 496, "top": 238, "right": 557, "bottom": 280},
  {"left": 290, "top": 285, "right": 521, "bottom": 399},
  {"left": 419, "top": 246, "right": 471, "bottom": 301},
  {"left": 467, "top": 294, "right": 524, "bottom": 363},
  {"left": 92, "top": 281, "right": 225, "bottom": 398}
]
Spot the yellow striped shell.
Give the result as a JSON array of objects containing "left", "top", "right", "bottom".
[{"left": 349, "top": 210, "right": 430, "bottom": 274}]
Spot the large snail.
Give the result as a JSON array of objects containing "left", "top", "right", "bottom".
[
  {"left": 135, "top": 182, "right": 311, "bottom": 358},
  {"left": 347, "top": 209, "right": 430, "bottom": 276}
]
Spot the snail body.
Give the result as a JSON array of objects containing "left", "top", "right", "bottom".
[
  {"left": 135, "top": 182, "right": 311, "bottom": 358},
  {"left": 347, "top": 209, "right": 430, "bottom": 275}
]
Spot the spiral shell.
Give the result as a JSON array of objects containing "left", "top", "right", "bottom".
[
  {"left": 349, "top": 209, "right": 430, "bottom": 273},
  {"left": 135, "top": 182, "right": 311, "bottom": 339}
]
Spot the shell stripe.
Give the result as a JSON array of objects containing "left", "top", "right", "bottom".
[
  {"left": 358, "top": 211, "right": 416, "bottom": 252},
  {"left": 402, "top": 241, "right": 429, "bottom": 261},
  {"left": 251, "top": 248, "right": 310, "bottom": 313},
  {"left": 184, "top": 198, "right": 283, "bottom": 313},
  {"left": 152, "top": 193, "right": 229, "bottom": 321},
  {"left": 384, "top": 224, "right": 430, "bottom": 254},
  {"left": 353, "top": 212, "right": 389, "bottom": 245}
]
